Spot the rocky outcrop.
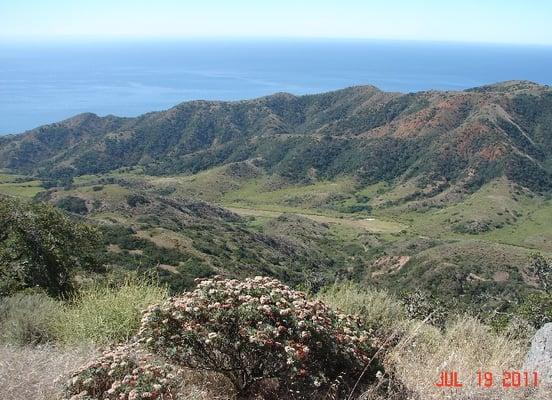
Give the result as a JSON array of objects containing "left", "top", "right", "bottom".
[{"left": 523, "top": 323, "right": 552, "bottom": 385}]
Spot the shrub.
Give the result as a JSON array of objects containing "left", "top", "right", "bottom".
[
  {"left": 126, "top": 194, "right": 150, "bottom": 208},
  {"left": 528, "top": 253, "right": 552, "bottom": 292},
  {"left": 63, "top": 345, "right": 182, "bottom": 400},
  {"left": 56, "top": 280, "right": 168, "bottom": 345},
  {"left": 515, "top": 292, "right": 552, "bottom": 328},
  {"left": 57, "top": 196, "right": 88, "bottom": 215},
  {"left": 0, "top": 197, "right": 99, "bottom": 297},
  {"left": 401, "top": 290, "right": 449, "bottom": 328},
  {"left": 138, "top": 276, "right": 379, "bottom": 399},
  {"left": 0, "top": 292, "right": 62, "bottom": 345}
]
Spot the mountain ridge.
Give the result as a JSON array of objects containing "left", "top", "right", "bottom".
[{"left": 1, "top": 80, "right": 551, "bottom": 194}]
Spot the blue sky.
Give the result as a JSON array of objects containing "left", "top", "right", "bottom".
[{"left": 1, "top": 0, "right": 551, "bottom": 45}]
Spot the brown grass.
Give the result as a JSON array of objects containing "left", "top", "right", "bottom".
[
  {"left": 0, "top": 344, "right": 97, "bottom": 400},
  {"left": 386, "top": 315, "right": 549, "bottom": 400}
]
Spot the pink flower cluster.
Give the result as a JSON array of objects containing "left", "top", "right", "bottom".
[
  {"left": 63, "top": 346, "right": 181, "bottom": 400},
  {"left": 138, "top": 276, "right": 376, "bottom": 397}
]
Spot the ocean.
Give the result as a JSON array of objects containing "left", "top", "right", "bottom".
[{"left": 1, "top": 39, "right": 552, "bottom": 134}]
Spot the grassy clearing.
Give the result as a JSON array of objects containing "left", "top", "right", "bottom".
[
  {"left": 222, "top": 175, "right": 357, "bottom": 210},
  {"left": 0, "top": 180, "right": 43, "bottom": 198},
  {"left": 388, "top": 178, "right": 550, "bottom": 247},
  {"left": 150, "top": 165, "right": 244, "bottom": 202},
  {"left": 481, "top": 199, "right": 552, "bottom": 252},
  {"left": 49, "top": 183, "right": 131, "bottom": 208},
  {"left": 0, "top": 172, "right": 44, "bottom": 197},
  {"left": 0, "top": 172, "right": 18, "bottom": 183},
  {"left": 227, "top": 205, "right": 405, "bottom": 233}
]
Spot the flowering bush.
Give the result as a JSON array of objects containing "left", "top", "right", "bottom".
[
  {"left": 138, "top": 276, "right": 379, "bottom": 399},
  {"left": 63, "top": 345, "right": 182, "bottom": 400}
]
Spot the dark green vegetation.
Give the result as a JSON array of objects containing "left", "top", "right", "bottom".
[
  {"left": 1, "top": 80, "right": 551, "bottom": 328},
  {"left": 1, "top": 81, "right": 552, "bottom": 192},
  {"left": 0, "top": 197, "right": 99, "bottom": 297}
]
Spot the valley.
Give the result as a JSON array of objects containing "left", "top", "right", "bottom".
[
  {"left": 2, "top": 80, "right": 552, "bottom": 316},
  {"left": 1, "top": 157, "right": 550, "bottom": 315}
]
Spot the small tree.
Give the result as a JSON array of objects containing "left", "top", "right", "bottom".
[
  {"left": 529, "top": 252, "right": 552, "bottom": 293},
  {"left": 138, "top": 276, "right": 379, "bottom": 399},
  {"left": 513, "top": 254, "right": 552, "bottom": 329},
  {"left": 516, "top": 292, "right": 552, "bottom": 328},
  {"left": 0, "top": 197, "right": 100, "bottom": 297}
]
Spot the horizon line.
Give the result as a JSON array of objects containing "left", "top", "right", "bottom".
[{"left": 1, "top": 35, "right": 552, "bottom": 48}]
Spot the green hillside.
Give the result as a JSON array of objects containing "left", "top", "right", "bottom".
[
  {"left": 1, "top": 81, "right": 552, "bottom": 317},
  {"left": 1, "top": 81, "right": 552, "bottom": 193}
]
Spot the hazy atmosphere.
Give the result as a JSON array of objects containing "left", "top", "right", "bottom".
[{"left": 2, "top": 0, "right": 552, "bottom": 44}]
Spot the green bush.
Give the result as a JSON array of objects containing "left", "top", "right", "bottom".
[
  {"left": 55, "top": 279, "right": 168, "bottom": 345},
  {"left": 126, "top": 194, "right": 149, "bottom": 208},
  {"left": 56, "top": 196, "right": 88, "bottom": 215},
  {"left": 0, "top": 292, "right": 62, "bottom": 345},
  {"left": 515, "top": 292, "right": 552, "bottom": 328},
  {"left": 401, "top": 290, "right": 450, "bottom": 328},
  {"left": 0, "top": 197, "right": 99, "bottom": 297}
]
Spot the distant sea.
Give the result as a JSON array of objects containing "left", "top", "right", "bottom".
[{"left": 1, "top": 39, "right": 552, "bottom": 134}]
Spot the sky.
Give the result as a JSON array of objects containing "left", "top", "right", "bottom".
[{"left": 0, "top": 0, "right": 551, "bottom": 45}]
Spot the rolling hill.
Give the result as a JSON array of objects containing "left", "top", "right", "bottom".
[
  {"left": 1, "top": 81, "right": 552, "bottom": 315},
  {"left": 1, "top": 80, "right": 551, "bottom": 194}
]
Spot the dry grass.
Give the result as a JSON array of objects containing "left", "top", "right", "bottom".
[
  {"left": 319, "top": 284, "right": 550, "bottom": 400},
  {"left": 387, "top": 315, "right": 549, "bottom": 400},
  {"left": 177, "top": 369, "right": 234, "bottom": 399},
  {"left": 2, "top": 283, "right": 549, "bottom": 400},
  {"left": 0, "top": 344, "right": 97, "bottom": 400}
]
